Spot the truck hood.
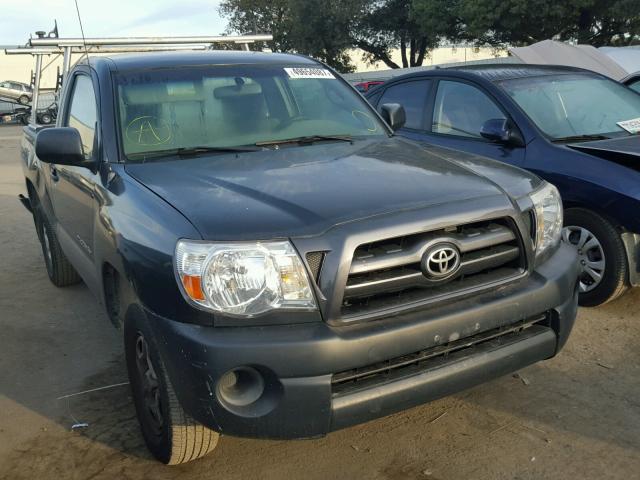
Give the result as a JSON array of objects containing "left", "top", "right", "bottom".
[
  {"left": 567, "top": 135, "right": 640, "bottom": 170},
  {"left": 125, "top": 137, "right": 519, "bottom": 240}
]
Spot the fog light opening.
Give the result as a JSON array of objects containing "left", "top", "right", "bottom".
[{"left": 217, "top": 367, "right": 265, "bottom": 408}]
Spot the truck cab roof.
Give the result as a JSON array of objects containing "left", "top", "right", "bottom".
[{"left": 79, "top": 51, "right": 320, "bottom": 73}]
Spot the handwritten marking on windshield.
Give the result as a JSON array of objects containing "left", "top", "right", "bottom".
[
  {"left": 126, "top": 116, "right": 172, "bottom": 146},
  {"left": 352, "top": 110, "right": 378, "bottom": 132}
]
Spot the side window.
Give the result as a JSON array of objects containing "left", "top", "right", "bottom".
[
  {"left": 433, "top": 81, "right": 505, "bottom": 138},
  {"left": 66, "top": 75, "right": 97, "bottom": 159},
  {"left": 378, "top": 80, "right": 432, "bottom": 130}
]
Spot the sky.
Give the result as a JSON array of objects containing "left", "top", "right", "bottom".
[{"left": 0, "top": 0, "right": 229, "bottom": 45}]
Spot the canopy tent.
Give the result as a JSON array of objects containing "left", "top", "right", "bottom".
[
  {"left": 509, "top": 40, "right": 634, "bottom": 81},
  {"left": 599, "top": 46, "right": 640, "bottom": 75}
]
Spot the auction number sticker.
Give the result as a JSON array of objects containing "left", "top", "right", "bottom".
[
  {"left": 284, "top": 67, "right": 335, "bottom": 79},
  {"left": 617, "top": 117, "right": 640, "bottom": 134}
]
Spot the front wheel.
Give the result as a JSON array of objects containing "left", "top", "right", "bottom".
[
  {"left": 18, "top": 94, "right": 30, "bottom": 105},
  {"left": 125, "top": 313, "right": 219, "bottom": 464},
  {"left": 562, "top": 209, "right": 628, "bottom": 307}
]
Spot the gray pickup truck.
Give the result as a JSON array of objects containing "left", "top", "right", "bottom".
[{"left": 20, "top": 51, "right": 580, "bottom": 464}]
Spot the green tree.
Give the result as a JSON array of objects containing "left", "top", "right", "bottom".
[
  {"left": 287, "top": 0, "right": 363, "bottom": 72},
  {"left": 219, "top": 0, "right": 295, "bottom": 52},
  {"left": 219, "top": 0, "right": 362, "bottom": 71},
  {"left": 220, "top": 0, "right": 640, "bottom": 73},
  {"left": 220, "top": 0, "right": 455, "bottom": 70},
  {"left": 354, "top": 0, "right": 457, "bottom": 69},
  {"left": 452, "top": 0, "right": 640, "bottom": 47}
]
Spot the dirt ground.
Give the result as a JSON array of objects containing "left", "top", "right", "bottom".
[{"left": 0, "top": 124, "right": 638, "bottom": 480}]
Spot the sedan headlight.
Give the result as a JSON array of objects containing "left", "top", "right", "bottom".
[
  {"left": 175, "top": 240, "right": 317, "bottom": 316},
  {"left": 529, "top": 182, "right": 563, "bottom": 262}
]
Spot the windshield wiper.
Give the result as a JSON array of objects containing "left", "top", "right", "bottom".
[
  {"left": 552, "top": 134, "right": 610, "bottom": 143},
  {"left": 175, "top": 145, "right": 263, "bottom": 156},
  {"left": 255, "top": 135, "right": 353, "bottom": 147},
  {"left": 128, "top": 145, "right": 263, "bottom": 160}
]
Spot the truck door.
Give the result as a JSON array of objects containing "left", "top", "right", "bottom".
[{"left": 48, "top": 73, "right": 100, "bottom": 265}]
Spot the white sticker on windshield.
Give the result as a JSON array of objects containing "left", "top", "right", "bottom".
[
  {"left": 617, "top": 118, "right": 640, "bottom": 134},
  {"left": 284, "top": 67, "right": 335, "bottom": 79}
]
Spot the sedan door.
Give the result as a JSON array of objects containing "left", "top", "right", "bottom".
[
  {"left": 373, "top": 79, "right": 433, "bottom": 143},
  {"left": 424, "top": 79, "right": 526, "bottom": 166}
]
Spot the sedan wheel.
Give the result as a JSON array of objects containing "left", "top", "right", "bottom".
[
  {"left": 563, "top": 208, "right": 628, "bottom": 307},
  {"left": 562, "top": 226, "right": 605, "bottom": 293}
]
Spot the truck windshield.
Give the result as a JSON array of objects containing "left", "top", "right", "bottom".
[
  {"left": 498, "top": 74, "right": 640, "bottom": 141},
  {"left": 115, "top": 65, "right": 387, "bottom": 161}
]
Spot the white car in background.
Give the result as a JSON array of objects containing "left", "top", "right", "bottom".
[{"left": 0, "top": 80, "right": 32, "bottom": 105}]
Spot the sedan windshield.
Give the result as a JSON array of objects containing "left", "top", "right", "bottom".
[
  {"left": 498, "top": 74, "right": 640, "bottom": 140},
  {"left": 115, "top": 65, "right": 386, "bottom": 161}
]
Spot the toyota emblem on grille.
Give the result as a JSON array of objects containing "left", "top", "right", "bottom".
[{"left": 421, "top": 243, "right": 461, "bottom": 281}]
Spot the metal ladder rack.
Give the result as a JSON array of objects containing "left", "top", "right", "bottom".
[{"left": 4, "top": 33, "right": 273, "bottom": 125}]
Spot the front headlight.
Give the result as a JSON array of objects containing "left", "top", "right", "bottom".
[
  {"left": 175, "top": 240, "right": 317, "bottom": 316},
  {"left": 529, "top": 182, "right": 563, "bottom": 262}
]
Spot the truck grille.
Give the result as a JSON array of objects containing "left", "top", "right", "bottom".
[
  {"left": 332, "top": 314, "right": 548, "bottom": 397},
  {"left": 341, "top": 219, "right": 525, "bottom": 319}
]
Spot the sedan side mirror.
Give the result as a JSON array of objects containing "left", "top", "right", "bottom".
[
  {"left": 480, "top": 119, "right": 524, "bottom": 147},
  {"left": 35, "top": 127, "right": 88, "bottom": 167},
  {"left": 380, "top": 103, "right": 406, "bottom": 131}
]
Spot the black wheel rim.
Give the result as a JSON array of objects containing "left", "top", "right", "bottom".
[{"left": 134, "top": 333, "right": 164, "bottom": 436}]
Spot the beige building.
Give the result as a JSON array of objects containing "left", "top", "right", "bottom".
[{"left": 349, "top": 45, "right": 507, "bottom": 72}]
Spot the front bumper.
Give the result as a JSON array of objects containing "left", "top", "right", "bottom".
[{"left": 150, "top": 242, "right": 580, "bottom": 439}]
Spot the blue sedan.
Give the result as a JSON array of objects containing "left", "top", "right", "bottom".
[{"left": 366, "top": 65, "right": 640, "bottom": 306}]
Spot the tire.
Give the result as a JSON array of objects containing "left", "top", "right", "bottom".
[
  {"left": 35, "top": 209, "right": 82, "bottom": 287},
  {"left": 40, "top": 113, "right": 52, "bottom": 125},
  {"left": 18, "top": 95, "right": 29, "bottom": 105},
  {"left": 563, "top": 208, "right": 628, "bottom": 307},
  {"left": 125, "top": 312, "right": 219, "bottom": 464}
]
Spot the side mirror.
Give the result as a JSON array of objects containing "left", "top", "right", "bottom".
[
  {"left": 35, "top": 127, "right": 87, "bottom": 166},
  {"left": 380, "top": 103, "right": 406, "bottom": 131},
  {"left": 480, "top": 119, "right": 524, "bottom": 147}
]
